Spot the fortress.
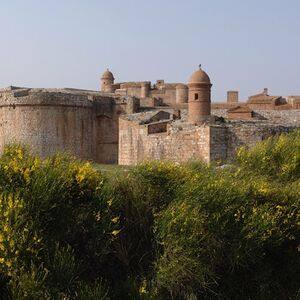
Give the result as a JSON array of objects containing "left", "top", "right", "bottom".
[{"left": 1, "top": 66, "right": 299, "bottom": 165}]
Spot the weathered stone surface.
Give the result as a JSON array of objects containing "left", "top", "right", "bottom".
[
  {"left": 2, "top": 66, "right": 300, "bottom": 166},
  {"left": 118, "top": 108, "right": 300, "bottom": 165},
  {"left": 0, "top": 87, "right": 138, "bottom": 164},
  {"left": 119, "top": 117, "right": 211, "bottom": 165}
]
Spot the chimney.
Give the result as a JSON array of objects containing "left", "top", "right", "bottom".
[{"left": 227, "top": 91, "right": 239, "bottom": 104}]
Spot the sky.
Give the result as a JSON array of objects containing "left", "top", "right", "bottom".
[{"left": 0, "top": 0, "right": 299, "bottom": 101}]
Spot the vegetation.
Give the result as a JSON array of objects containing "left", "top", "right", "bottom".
[{"left": 0, "top": 131, "right": 299, "bottom": 299}]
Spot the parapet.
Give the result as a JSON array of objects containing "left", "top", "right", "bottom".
[
  {"left": 0, "top": 88, "right": 94, "bottom": 108},
  {"left": 120, "top": 82, "right": 145, "bottom": 89},
  {"left": 0, "top": 87, "right": 138, "bottom": 109}
]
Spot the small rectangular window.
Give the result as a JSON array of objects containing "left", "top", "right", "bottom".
[{"left": 195, "top": 93, "right": 199, "bottom": 100}]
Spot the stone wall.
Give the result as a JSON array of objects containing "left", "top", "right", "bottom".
[
  {"left": 286, "top": 96, "right": 300, "bottom": 109},
  {"left": 1, "top": 87, "right": 299, "bottom": 166},
  {"left": 254, "top": 110, "right": 300, "bottom": 125},
  {"left": 225, "top": 123, "right": 296, "bottom": 160},
  {"left": 118, "top": 118, "right": 210, "bottom": 165},
  {"left": 93, "top": 99, "right": 119, "bottom": 164},
  {"left": 247, "top": 103, "right": 275, "bottom": 110},
  {"left": 0, "top": 88, "right": 129, "bottom": 164},
  {"left": 209, "top": 122, "right": 297, "bottom": 162},
  {"left": 118, "top": 82, "right": 180, "bottom": 106},
  {"left": 140, "top": 97, "right": 162, "bottom": 107},
  {"left": 119, "top": 116, "right": 299, "bottom": 165},
  {"left": 210, "top": 126, "right": 228, "bottom": 161},
  {"left": 0, "top": 91, "right": 95, "bottom": 160},
  {"left": 212, "top": 109, "right": 300, "bottom": 125},
  {"left": 151, "top": 85, "right": 177, "bottom": 105},
  {"left": 227, "top": 111, "right": 253, "bottom": 120}
]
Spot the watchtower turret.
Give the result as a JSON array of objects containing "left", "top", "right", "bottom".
[
  {"left": 188, "top": 65, "right": 212, "bottom": 123},
  {"left": 101, "top": 69, "right": 114, "bottom": 92}
]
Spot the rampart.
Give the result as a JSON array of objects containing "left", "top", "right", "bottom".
[
  {"left": 2, "top": 67, "right": 300, "bottom": 166},
  {"left": 119, "top": 118, "right": 210, "bottom": 165},
  {"left": 0, "top": 87, "right": 136, "bottom": 163},
  {"left": 118, "top": 109, "right": 299, "bottom": 165}
]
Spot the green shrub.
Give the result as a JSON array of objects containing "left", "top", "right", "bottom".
[
  {"left": 104, "top": 161, "right": 192, "bottom": 281},
  {"left": 155, "top": 199, "right": 220, "bottom": 297},
  {"left": 236, "top": 130, "right": 300, "bottom": 181},
  {"left": 112, "top": 277, "right": 155, "bottom": 300},
  {"left": 0, "top": 145, "right": 120, "bottom": 297},
  {"left": 0, "top": 132, "right": 299, "bottom": 299},
  {"left": 74, "top": 280, "right": 110, "bottom": 300},
  {"left": 9, "top": 263, "right": 51, "bottom": 300},
  {"left": 154, "top": 164, "right": 300, "bottom": 299}
]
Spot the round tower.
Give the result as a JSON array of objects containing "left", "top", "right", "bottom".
[
  {"left": 101, "top": 69, "right": 115, "bottom": 92},
  {"left": 188, "top": 65, "right": 212, "bottom": 123},
  {"left": 176, "top": 84, "right": 188, "bottom": 104},
  {"left": 141, "top": 82, "right": 150, "bottom": 98}
]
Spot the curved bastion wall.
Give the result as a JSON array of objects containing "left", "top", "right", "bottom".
[
  {"left": 0, "top": 88, "right": 128, "bottom": 162},
  {"left": 0, "top": 89, "right": 95, "bottom": 160}
]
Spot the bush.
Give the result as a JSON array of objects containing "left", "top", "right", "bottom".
[
  {"left": 0, "top": 145, "right": 119, "bottom": 298},
  {"left": 154, "top": 149, "right": 300, "bottom": 299},
  {"left": 102, "top": 161, "right": 192, "bottom": 284},
  {"left": 74, "top": 280, "right": 110, "bottom": 300},
  {"left": 236, "top": 130, "right": 300, "bottom": 181},
  {"left": 0, "top": 131, "right": 299, "bottom": 299}
]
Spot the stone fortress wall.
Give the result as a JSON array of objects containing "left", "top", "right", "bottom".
[
  {"left": 0, "top": 86, "right": 138, "bottom": 164},
  {"left": 118, "top": 110, "right": 299, "bottom": 165},
  {"left": 118, "top": 118, "right": 211, "bottom": 165},
  {"left": 0, "top": 90, "right": 94, "bottom": 160},
  {"left": 101, "top": 69, "right": 188, "bottom": 107},
  {"left": 115, "top": 68, "right": 300, "bottom": 165},
  {"left": 1, "top": 66, "right": 300, "bottom": 165},
  {"left": 115, "top": 81, "right": 188, "bottom": 106}
]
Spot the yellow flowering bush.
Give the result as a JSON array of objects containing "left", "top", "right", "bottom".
[
  {"left": 0, "top": 194, "right": 43, "bottom": 277},
  {"left": 236, "top": 130, "right": 300, "bottom": 181},
  {"left": 155, "top": 199, "right": 220, "bottom": 297},
  {"left": 0, "top": 134, "right": 298, "bottom": 299},
  {"left": 0, "top": 144, "right": 39, "bottom": 189},
  {"left": 154, "top": 157, "right": 300, "bottom": 299},
  {"left": 0, "top": 146, "right": 120, "bottom": 299},
  {"left": 103, "top": 160, "right": 193, "bottom": 288}
]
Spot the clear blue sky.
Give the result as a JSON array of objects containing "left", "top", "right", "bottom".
[{"left": 0, "top": 0, "right": 299, "bottom": 101}]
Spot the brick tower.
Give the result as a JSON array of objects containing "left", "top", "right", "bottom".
[{"left": 188, "top": 65, "right": 212, "bottom": 123}]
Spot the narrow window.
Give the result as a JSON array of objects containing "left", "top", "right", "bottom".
[{"left": 195, "top": 93, "right": 199, "bottom": 100}]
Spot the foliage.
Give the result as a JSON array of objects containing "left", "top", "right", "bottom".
[
  {"left": 102, "top": 161, "right": 192, "bottom": 282},
  {"left": 0, "top": 131, "right": 299, "bottom": 299},
  {"left": 236, "top": 130, "right": 300, "bottom": 181},
  {"left": 74, "top": 280, "right": 110, "bottom": 300},
  {"left": 0, "top": 145, "right": 119, "bottom": 299},
  {"left": 153, "top": 132, "right": 300, "bottom": 299},
  {"left": 154, "top": 170, "right": 300, "bottom": 299}
]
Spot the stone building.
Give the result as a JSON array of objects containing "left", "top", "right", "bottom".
[
  {"left": 1, "top": 66, "right": 300, "bottom": 165},
  {"left": 100, "top": 69, "right": 188, "bottom": 107}
]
